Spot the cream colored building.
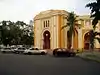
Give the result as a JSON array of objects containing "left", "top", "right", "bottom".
[{"left": 33, "top": 10, "right": 100, "bottom": 50}]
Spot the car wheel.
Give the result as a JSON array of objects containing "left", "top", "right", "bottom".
[
  {"left": 71, "top": 53, "right": 76, "bottom": 57},
  {"left": 41, "top": 52, "right": 45, "bottom": 55},
  {"left": 53, "top": 51, "right": 56, "bottom": 55},
  {"left": 28, "top": 52, "right": 32, "bottom": 55},
  {"left": 67, "top": 53, "right": 70, "bottom": 57},
  {"left": 2, "top": 51, "right": 6, "bottom": 53},
  {"left": 16, "top": 51, "right": 19, "bottom": 54},
  {"left": 53, "top": 51, "right": 58, "bottom": 57}
]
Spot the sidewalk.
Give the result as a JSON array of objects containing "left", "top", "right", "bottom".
[
  {"left": 47, "top": 49, "right": 53, "bottom": 55},
  {"left": 77, "top": 51, "right": 100, "bottom": 63}
]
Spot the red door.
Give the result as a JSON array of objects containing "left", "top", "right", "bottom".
[
  {"left": 43, "top": 31, "right": 50, "bottom": 49},
  {"left": 84, "top": 32, "right": 90, "bottom": 50}
]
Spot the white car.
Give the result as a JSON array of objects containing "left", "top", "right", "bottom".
[
  {"left": 23, "top": 48, "right": 47, "bottom": 55},
  {"left": 13, "top": 47, "right": 26, "bottom": 54},
  {"left": 1, "top": 47, "right": 13, "bottom": 53}
]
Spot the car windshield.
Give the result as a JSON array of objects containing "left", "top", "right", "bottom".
[
  {"left": 4, "top": 48, "right": 11, "bottom": 49},
  {"left": 11, "top": 47, "right": 16, "bottom": 49},
  {"left": 57, "top": 49, "right": 62, "bottom": 51},
  {"left": 30, "top": 48, "right": 39, "bottom": 50},
  {"left": 18, "top": 48, "right": 25, "bottom": 50},
  {"left": 62, "top": 48, "right": 66, "bottom": 51}
]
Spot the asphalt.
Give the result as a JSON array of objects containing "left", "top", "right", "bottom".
[{"left": 0, "top": 53, "right": 100, "bottom": 75}]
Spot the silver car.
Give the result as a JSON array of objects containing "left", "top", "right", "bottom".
[
  {"left": 13, "top": 47, "right": 26, "bottom": 54},
  {"left": 1, "top": 47, "right": 13, "bottom": 53},
  {"left": 24, "top": 48, "right": 47, "bottom": 55}
]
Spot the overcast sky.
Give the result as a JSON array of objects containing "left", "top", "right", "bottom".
[{"left": 0, "top": 0, "right": 93, "bottom": 24}]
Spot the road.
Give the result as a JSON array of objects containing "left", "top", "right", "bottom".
[{"left": 0, "top": 53, "right": 100, "bottom": 75}]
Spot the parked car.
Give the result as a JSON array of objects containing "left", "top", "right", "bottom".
[
  {"left": 13, "top": 47, "right": 26, "bottom": 54},
  {"left": 23, "top": 48, "right": 47, "bottom": 55},
  {"left": 53, "top": 48, "right": 76, "bottom": 57},
  {"left": 1, "top": 47, "right": 13, "bottom": 53}
]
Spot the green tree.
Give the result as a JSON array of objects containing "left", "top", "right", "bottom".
[
  {"left": 0, "top": 21, "right": 21, "bottom": 46},
  {"left": 86, "top": 0, "right": 100, "bottom": 50},
  {"left": 15, "top": 21, "right": 27, "bottom": 29},
  {"left": 0, "top": 21, "right": 11, "bottom": 46},
  {"left": 62, "top": 12, "right": 80, "bottom": 49},
  {"left": 86, "top": 0, "right": 100, "bottom": 29},
  {"left": 0, "top": 20, "right": 34, "bottom": 46}
]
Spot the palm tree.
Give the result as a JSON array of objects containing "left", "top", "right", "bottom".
[
  {"left": 86, "top": 0, "right": 100, "bottom": 50},
  {"left": 62, "top": 12, "right": 80, "bottom": 49}
]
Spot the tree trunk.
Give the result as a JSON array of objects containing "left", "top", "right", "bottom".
[{"left": 68, "top": 37, "right": 72, "bottom": 49}]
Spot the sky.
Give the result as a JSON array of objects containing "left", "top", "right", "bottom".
[{"left": 0, "top": 0, "right": 94, "bottom": 24}]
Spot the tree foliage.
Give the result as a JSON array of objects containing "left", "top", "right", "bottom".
[
  {"left": 0, "top": 20, "right": 34, "bottom": 46},
  {"left": 86, "top": 0, "right": 100, "bottom": 49},
  {"left": 86, "top": 0, "right": 100, "bottom": 29},
  {"left": 62, "top": 12, "right": 80, "bottom": 49}
]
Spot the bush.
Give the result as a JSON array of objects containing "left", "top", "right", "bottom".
[{"left": 76, "top": 48, "right": 83, "bottom": 53}]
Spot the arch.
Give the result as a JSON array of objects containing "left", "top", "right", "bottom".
[
  {"left": 84, "top": 32, "right": 90, "bottom": 50},
  {"left": 67, "top": 29, "right": 78, "bottom": 49},
  {"left": 67, "top": 31, "right": 71, "bottom": 49},
  {"left": 44, "top": 21, "right": 45, "bottom": 28},
  {"left": 43, "top": 30, "right": 50, "bottom": 49}
]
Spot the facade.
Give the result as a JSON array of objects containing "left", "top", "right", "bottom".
[{"left": 33, "top": 10, "right": 100, "bottom": 50}]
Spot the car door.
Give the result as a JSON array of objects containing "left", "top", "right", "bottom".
[
  {"left": 29, "top": 48, "right": 39, "bottom": 54},
  {"left": 33, "top": 48, "right": 41, "bottom": 54}
]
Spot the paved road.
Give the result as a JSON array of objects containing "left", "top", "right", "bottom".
[{"left": 0, "top": 53, "right": 100, "bottom": 75}]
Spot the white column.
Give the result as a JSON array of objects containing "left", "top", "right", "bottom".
[
  {"left": 56, "top": 16, "right": 59, "bottom": 48},
  {"left": 52, "top": 16, "right": 57, "bottom": 49},
  {"left": 78, "top": 28, "right": 82, "bottom": 49},
  {"left": 51, "top": 17, "right": 54, "bottom": 49}
]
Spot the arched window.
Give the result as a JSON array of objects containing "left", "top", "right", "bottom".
[
  {"left": 85, "top": 20, "right": 91, "bottom": 26},
  {"left": 44, "top": 21, "right": 45, "bottom": 28},
  {"left": 46, "top": 21, "right": 47, "bottom": 27},
  {"left": 48, "top": 20, "right": 49, "bottom": 27}
]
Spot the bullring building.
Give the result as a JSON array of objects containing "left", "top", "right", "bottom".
[{"left": 33, "top": 10, "right": 100, "bottom": 50}]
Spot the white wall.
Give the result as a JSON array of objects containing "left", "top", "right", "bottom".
[
  {"left": 78, "top": 29, "right": 82, "bottom": 49},
  {"left": 51, "top": 16, "right": 58, "bottom": 49},
  {"left": 34, "top": 20, "right": 41, "bottom": 49}
]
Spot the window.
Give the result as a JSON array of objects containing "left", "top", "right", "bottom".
[
  {"left": 48, "top": 20, "right": 49, "bottom": 27},
  {"left": 44, "top": 21, "right": 45, "bottom": 27},
  {"left": 44, "top": 20, "right": 50, "bottom": 28},
  {"left": 85, "top": 20, "right": 91, "bottom": 26},
  {"left": 46, "top": 21, "right": 47, "bottom": 27}
]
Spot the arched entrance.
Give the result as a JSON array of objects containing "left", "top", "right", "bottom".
[
  {"left": 67, "top": 29, "right": 78, "bottom": 49},
  {"left": 67, "top": 31, "right": 71, "bottom": 49},
  {"left": 43, "top": 31, "right": 50, "bottom": 49},
  {"left": 84, "top": 32, "right": 90, "bottom": 50}
]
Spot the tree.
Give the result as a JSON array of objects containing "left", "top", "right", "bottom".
[
  {"left": 0, "top": 21, "right": 10, "bottom": 46},
  {"left": 0, "top": 21, "right": 21, "bottom": 46},
  {"left": 15, "top": 21, "right": 27, "bottom": 29},
  {"left": 86, "top": 0, "right": 100, "bottom": 50},
  {"left": 0, "top": 20, "right": 34, "bottom": 46},
  {"left": 86, "top": 0, "right": 100, "bottom": 29},
  {"left": 62, "top": 12, "right": 80, "bottom": 49}
]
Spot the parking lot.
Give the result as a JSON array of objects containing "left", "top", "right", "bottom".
[{"left": 0, "top": 53, "right": 100, "bottom": 75}]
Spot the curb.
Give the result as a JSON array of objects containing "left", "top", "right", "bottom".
[{"left": 78, "top": 56, "right": 100, "bottom": 63}]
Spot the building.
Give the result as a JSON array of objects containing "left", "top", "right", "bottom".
[{"left": 33, "top": 10, "right": 100, "bottom": 50}]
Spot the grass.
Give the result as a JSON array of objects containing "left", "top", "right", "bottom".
[{"left": 77, "top": 51, "right": 100, "bottom": 63}]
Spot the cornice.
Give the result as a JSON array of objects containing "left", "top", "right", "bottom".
[{"left": 34, "top": 10, "right": 69, "bottom": 21}]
